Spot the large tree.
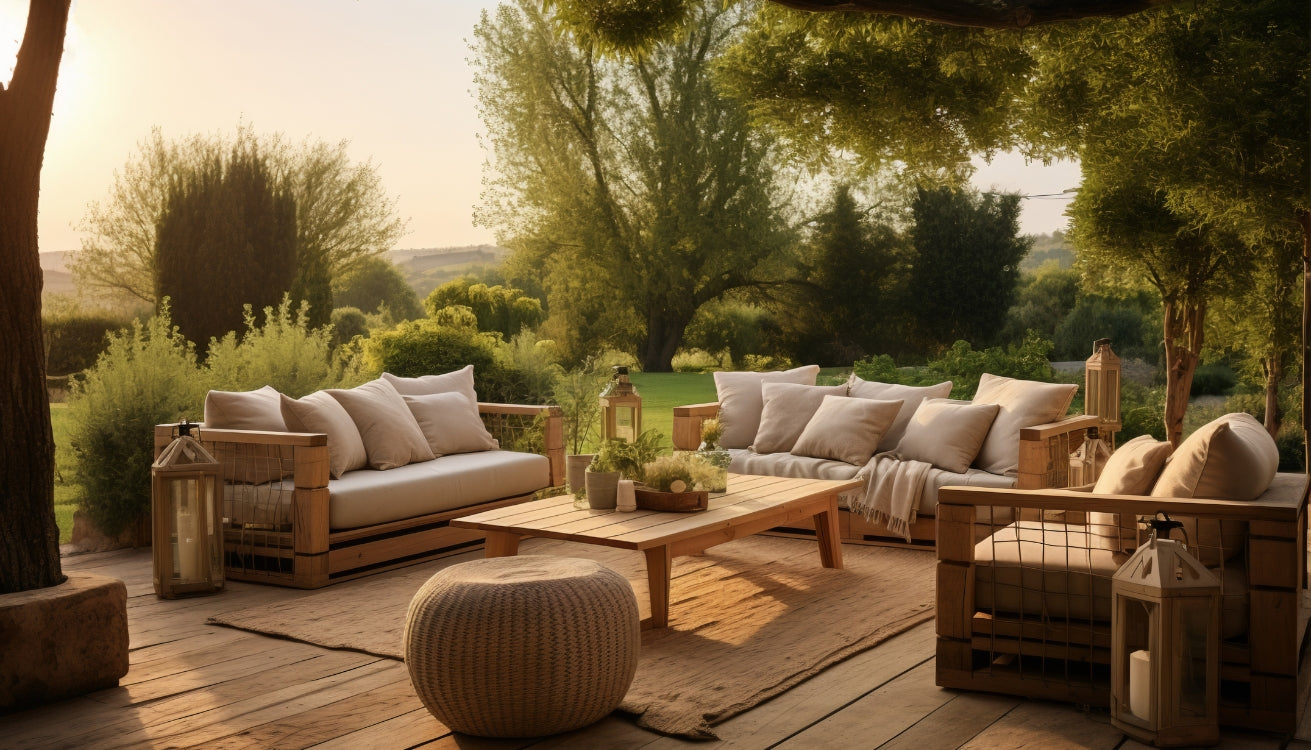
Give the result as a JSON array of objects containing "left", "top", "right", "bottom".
[
  {"left": 71, "top": 126, "right": 407, "bottom": 323},
  {"left": 474, "top": 0, "right": 796, "bottom": 371},
  {"left": 0, "top": 0, "right": 70, "bottom": 594},
  {"left": 155, "top": 140, "right": 298, "bottom": 353}
]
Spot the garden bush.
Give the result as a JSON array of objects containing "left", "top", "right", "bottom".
[
  {"left": 1188, "top": 362, "right": 1237, "bottom": 396},
  {"left": 66, "top": 309, "right": 208, "bottom": 537},
  {"left": 43, "top": 310, "right": 128, "bottom": 376},
  {"left": 329, "top": 306, "right": 370, "bottom": 351},
  {"left": 205, "top": 297, "right": 348, "bottom": 397}
]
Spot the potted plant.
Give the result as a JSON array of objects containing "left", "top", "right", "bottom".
[
  {"left": 585, "top": 430, "right": 666, "bottom": 509},
  {"left": 635, "top": 453, "right": 711, "bottom": 512}
]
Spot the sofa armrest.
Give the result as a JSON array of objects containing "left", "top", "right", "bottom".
[
  {"left": 477, "top": 402, "right": 564, "bottom": 488},
  {"left": 672, "top": 402, "right": 721, "bottom": 451},
  {"left": 1015, "top": 414, "right": 1099, "bottom": 490}
]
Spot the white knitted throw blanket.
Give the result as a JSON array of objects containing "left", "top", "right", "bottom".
[{"left": 852, "top": 453, "right": 933, "bottom": 543}]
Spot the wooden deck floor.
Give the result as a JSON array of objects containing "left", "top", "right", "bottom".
[{"left": 4, "top": 546, "right": 1310, "bottom": 750}]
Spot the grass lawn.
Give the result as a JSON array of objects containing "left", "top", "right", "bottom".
[
  {"left": 51, "top": 403, "right": 77, "bottom": 544},
  {"left": 628, "top": 372, "right": 716, "bottom": 447}
]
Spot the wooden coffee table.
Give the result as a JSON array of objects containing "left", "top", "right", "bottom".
[{"left": 451, "top": 473, "right": 865, "bottom": 629}]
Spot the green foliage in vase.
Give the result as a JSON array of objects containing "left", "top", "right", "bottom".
[{"left": 589, "top": 429, "right": 667, "bottom": 482}]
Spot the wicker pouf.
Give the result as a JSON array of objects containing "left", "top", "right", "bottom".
[{"left": 403, "top": 555, "right": 640, "bottom": 738}]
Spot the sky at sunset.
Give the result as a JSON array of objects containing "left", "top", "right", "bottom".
[{"left": 4, "top": 0, "right": 1078, "bottom": 255}]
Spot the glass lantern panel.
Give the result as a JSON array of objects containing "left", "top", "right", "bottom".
[
  {"left": 615, "top": 407, "right": 637, "bottom": 442},
  {"left": 1176, "top": 598, "right": 1212, "bottom": 720},
  {"left": 1117, "top": 593, "right": 1156, "bottom": 722}
]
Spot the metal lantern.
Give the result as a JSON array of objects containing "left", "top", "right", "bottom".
[
  {"left": 599, "top": 365, "right": 642, "bottom": 443},
  {"left": 151, "top": 421, "right": 224, "bottom": 599},
  {"left": 1086, "top": 338, "right": 1123, "bottom": 439},
  {"left": 1111, "top": 515, "right": 1221, "bottom": 747}
]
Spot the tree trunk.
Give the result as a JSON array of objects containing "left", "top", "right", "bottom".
[
  {"left": 1161, "top": 296, "right": 1205, "bottom": 448},
  {"left": 1300, "top": 208, "right": 1310, "bottom": 475},
  {"left": 0, "top": 0, "right": 71, "bottom": 595},
  {"left": 641, "top": 308, "right": 689, "bottom": 373},
  {"left": 1263, "top": 355, "right": 1282, "bottom": 439}
]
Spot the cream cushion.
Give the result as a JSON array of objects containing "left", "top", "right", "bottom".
[
  {"left": 713, "top": 365, "right": 820, "bottom": 449},
  {"left": 895, "top": 398, "right": 999, "bottom": 474},
  {"left": 972, "top": 373, "right": 1078, "bottom": 475},
  {"left": 328, "top": 379, "right": 435, "bottom": 471},
  {"left": 1150, "top": 412, "right": 1278, "bottom": 565},
  {"left": 403, "top": 392, "right": 499, "bottom": 456},
  {"left": 1087, "top": 435, "right": 1174, "bottom": 551},
  {"left": 280, "top": 391, "right": 369, "bottom": 479},
  {"left": 751, "top": 383, "right": 848, "bottom": 454},
  {"left": 204, "top": 385, "right": 287, "bottom": 431},
  {"left": 792, "top": 396, "right": 903, "bottom": 466},
  {"left": 847, "top": 377, "right": 953, "bottom": 452},
  {"left": 382, "top": 365, "right": 479, "bottom": 404}
]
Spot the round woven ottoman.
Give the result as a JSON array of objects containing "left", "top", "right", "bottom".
[{"left": 403, "top": 555, "right": 640, "bottom": 738}]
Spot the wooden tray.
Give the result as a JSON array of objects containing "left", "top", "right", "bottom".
[{"left": 634, "top": 487, "right": 708, "bottom": 512}]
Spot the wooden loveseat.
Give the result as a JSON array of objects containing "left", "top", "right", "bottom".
[
  {"left": 154, "top": 374, "right": 563, "bottom": 589},
  {"left": 935, "top": 413, "right": 1310, "bottom": 733},
  {"left": 673, "top": 367, "right": 1098, "bottom": 547}
]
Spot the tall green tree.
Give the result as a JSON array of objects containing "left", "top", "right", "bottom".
[
  {"left": 154, "top": 141, "right": 298, "bottom": 353},
  {"left": 332, "top": 255, "right": 423, "bottom": 321},
  {"left": 73, "top": 126, "right": 407, "bottom": 319},
  {"left": 0, "top": 0, "right": 70, "bottom": 594},
  {"left": 907, "top": 186, "right": 1029, "bottom": 352},
  {"left": 474, "top": 0, "right": 796, "bottom": 371},
  {"left": 425, "top": 278, "right": 544, "bottom": 339}
]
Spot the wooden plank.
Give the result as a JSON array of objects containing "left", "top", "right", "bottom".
[
  {"left": 1249, "top": 536, "right": 1299, "bottom": 589},
  {"left": 936, "top": 562, "right": 973, "bottom": 640},
  {"left": 958, "top": 700, "right": 1123, "bottom": 750},
  {"left": 1250, "top": 589, "right": 1299, "bottom": 676},
  {"left": 879, "top": 691, "right": 1020, "bottom": 750},
  {"left": 327, "top": 524, "right": 485, "bottom": 573},
  {"left": 310, "top": 707, "right": 451, "bottom": 750},
  {"left": 776, "top": 662, "right": 951, "bottom": 748}
]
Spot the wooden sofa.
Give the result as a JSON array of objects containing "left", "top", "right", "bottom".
[
  {"left": 154, "top": 403, "right": 564, "bottom": 589},
  {"left": 934, "top": 475, "right": 1310, "bottom": 732},
  {"left": 674, "top": 401, "right": 1098, "bottom": 547}
]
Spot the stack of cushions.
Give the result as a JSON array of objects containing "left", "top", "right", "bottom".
[
  {"left": 976, "top": 412, "right": 1279, "bottom": 639},
  {"left": 713, "top": 367, "right": 1078, "bottom": 517},
  {"left": 201, "top": 365, "right": 549, "bottom": 531}
]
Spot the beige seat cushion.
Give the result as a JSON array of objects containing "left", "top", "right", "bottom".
[
  {"left": 280, "top": 391, "right": 369, "bottom": 479},
  {"left": 713, "top": 365, "right": 820, "bottom": 449},
  {"left": 971, "top": 374, "right": 1078, "bottom": 476},
  {"left": 402, "top": 392, "right": 498, "bottom": 456},
  {"left": 751, "top": 383, "right": 848, "bottom": 454},
  {"left": 847, "top": 377, "right": 952, "bottom": 452},
  {"left": 328, "top": 450, "right": 550, "bottom": 529},
  {"left": 381, "top": 364, "right": 479, "bottom": 404},
  {"left": 896, "top": 398, "right": 999, "bottom": 474},
  {"left": 328, "top": 379, "right": 435, "bottom": 471},
  {"left": 727, "top": 448, "right": 863, "bottom": 481},
  {"left": 1150, "top": 412, "right": 1278, "bottom": 565},
  {"left": 792, "top": 396, "right": 903, "bottom": 466},
  {"left": 1087, "top": 435, "right": 1174, "bottom": 551},
  {"left": 975, "top": 521, "right": 1248, "bottom": 638}
]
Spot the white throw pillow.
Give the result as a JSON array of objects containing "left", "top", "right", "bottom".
[
  {"left": 895, "top": 398, "right": 1000, "bottom": 474},
  {"left": 847, "top": 376, "right": 953, "bottom": 452},
  {"left": 280, "top": 391, "right": 369, "bottom": 479},
  {"left": 751, "top": 383, "right": 848, "bottom": 454},
  {"left": 1150, "top": 412, "right": 1278, "bottom": 565},
  {"left": 381, "top": 364, "right": 478, "bottom": 404},
  {"left": 713, "top": 365, "right": 820, "bottom": 449},
  {"left": 402, "top": 392, "right": 499, "bottom": 457},
  {"left": 791, "top": 396, "right": 903, "bottom": 466},
  {"left": 327, "top": 379, "right": 435, "bottom": 471},
  {"left": 204, "top": 385, "right": 287, "bottom": 431},
  {"left": 971, "top": 373, "right": 1078, "bottom": 475}
]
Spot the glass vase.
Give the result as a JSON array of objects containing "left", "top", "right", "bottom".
[{"left": 694, "top": 442, "right": 730, "bottom": 494}]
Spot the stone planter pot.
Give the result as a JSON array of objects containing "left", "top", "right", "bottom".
[
  {"left": 566, "top": 454, "right": 596, "bottom": 496},
  {"left": 584, "top": 470, "right": 620, "bottom": 509},
  {"left": 0, "top": 572, "right": 129, "bottom": 711}
]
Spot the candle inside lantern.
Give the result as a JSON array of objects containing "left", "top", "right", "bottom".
[
  {"left": 1129, "top": 649, "right": 1151, "bottom": 719},
  {"left": 177, "top": 509, "right": 200, "bottom": 581}
]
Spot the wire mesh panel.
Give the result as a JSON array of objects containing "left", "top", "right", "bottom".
[{"left": 206, "top": 439, "right": 297, "bottom": 579}]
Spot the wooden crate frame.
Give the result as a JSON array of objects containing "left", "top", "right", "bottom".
[
  {"left": 935, "top": 476, "right": 1310, "bottom": 733},
  {"left": 154, "top": 402, "right": 564, "bottom": 589}
]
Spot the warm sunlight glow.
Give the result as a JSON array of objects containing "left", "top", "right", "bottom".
[{"left": 1, "top": 3, "right": 22, "bottom": 87}]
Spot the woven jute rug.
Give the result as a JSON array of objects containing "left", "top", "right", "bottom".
[{"left": 208, "top": 534, "right": 935, "bottom": 739}]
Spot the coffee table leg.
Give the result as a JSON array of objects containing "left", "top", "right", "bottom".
[
  {"left": 484, "top": 531, "right": 521, "bottom": 557},
  {"left": 643, "top": 545, "right": 672, "bottom": 629},
  {"left": 814, "top": 497, "right": 843, "bottom": 569}
]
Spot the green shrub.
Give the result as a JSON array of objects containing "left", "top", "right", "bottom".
[
  {"left": 496, "top": 331, "right": 563, "bottom": 405},
  {"left": 44, "top": 311, "right": 129, "bottom": 376},
  {"left": 927, "top": 333, "right": 1056, "bottom": 399},
  {"left": 1189, "top": 363, "right": 1237, "bottom": 397},
  {"left": 205, "top": 297, "right": 341, "bottom": 397},
  {"left": 66, "top": 309, "right": 207, "bottom": 537},
  {"left": 670, "top": 348, "right": 724, "bottom": 373},
  {"left": 329, "top": 306, "right": 370, "bottom": 351}
]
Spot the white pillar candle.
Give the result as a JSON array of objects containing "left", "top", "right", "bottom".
[
  {"left": 616, "top": 479, "right": 637, "bottom": 512},
  {"left": 1129, "top": 649, "right": 1151, "bottom": 720},
  {"left": 177, "top": 509, "right": 200, "bottom": 581}
]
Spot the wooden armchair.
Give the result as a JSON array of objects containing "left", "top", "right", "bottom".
[{"left": 935, "top": 476, "right": 1309, "bottom": 732}]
